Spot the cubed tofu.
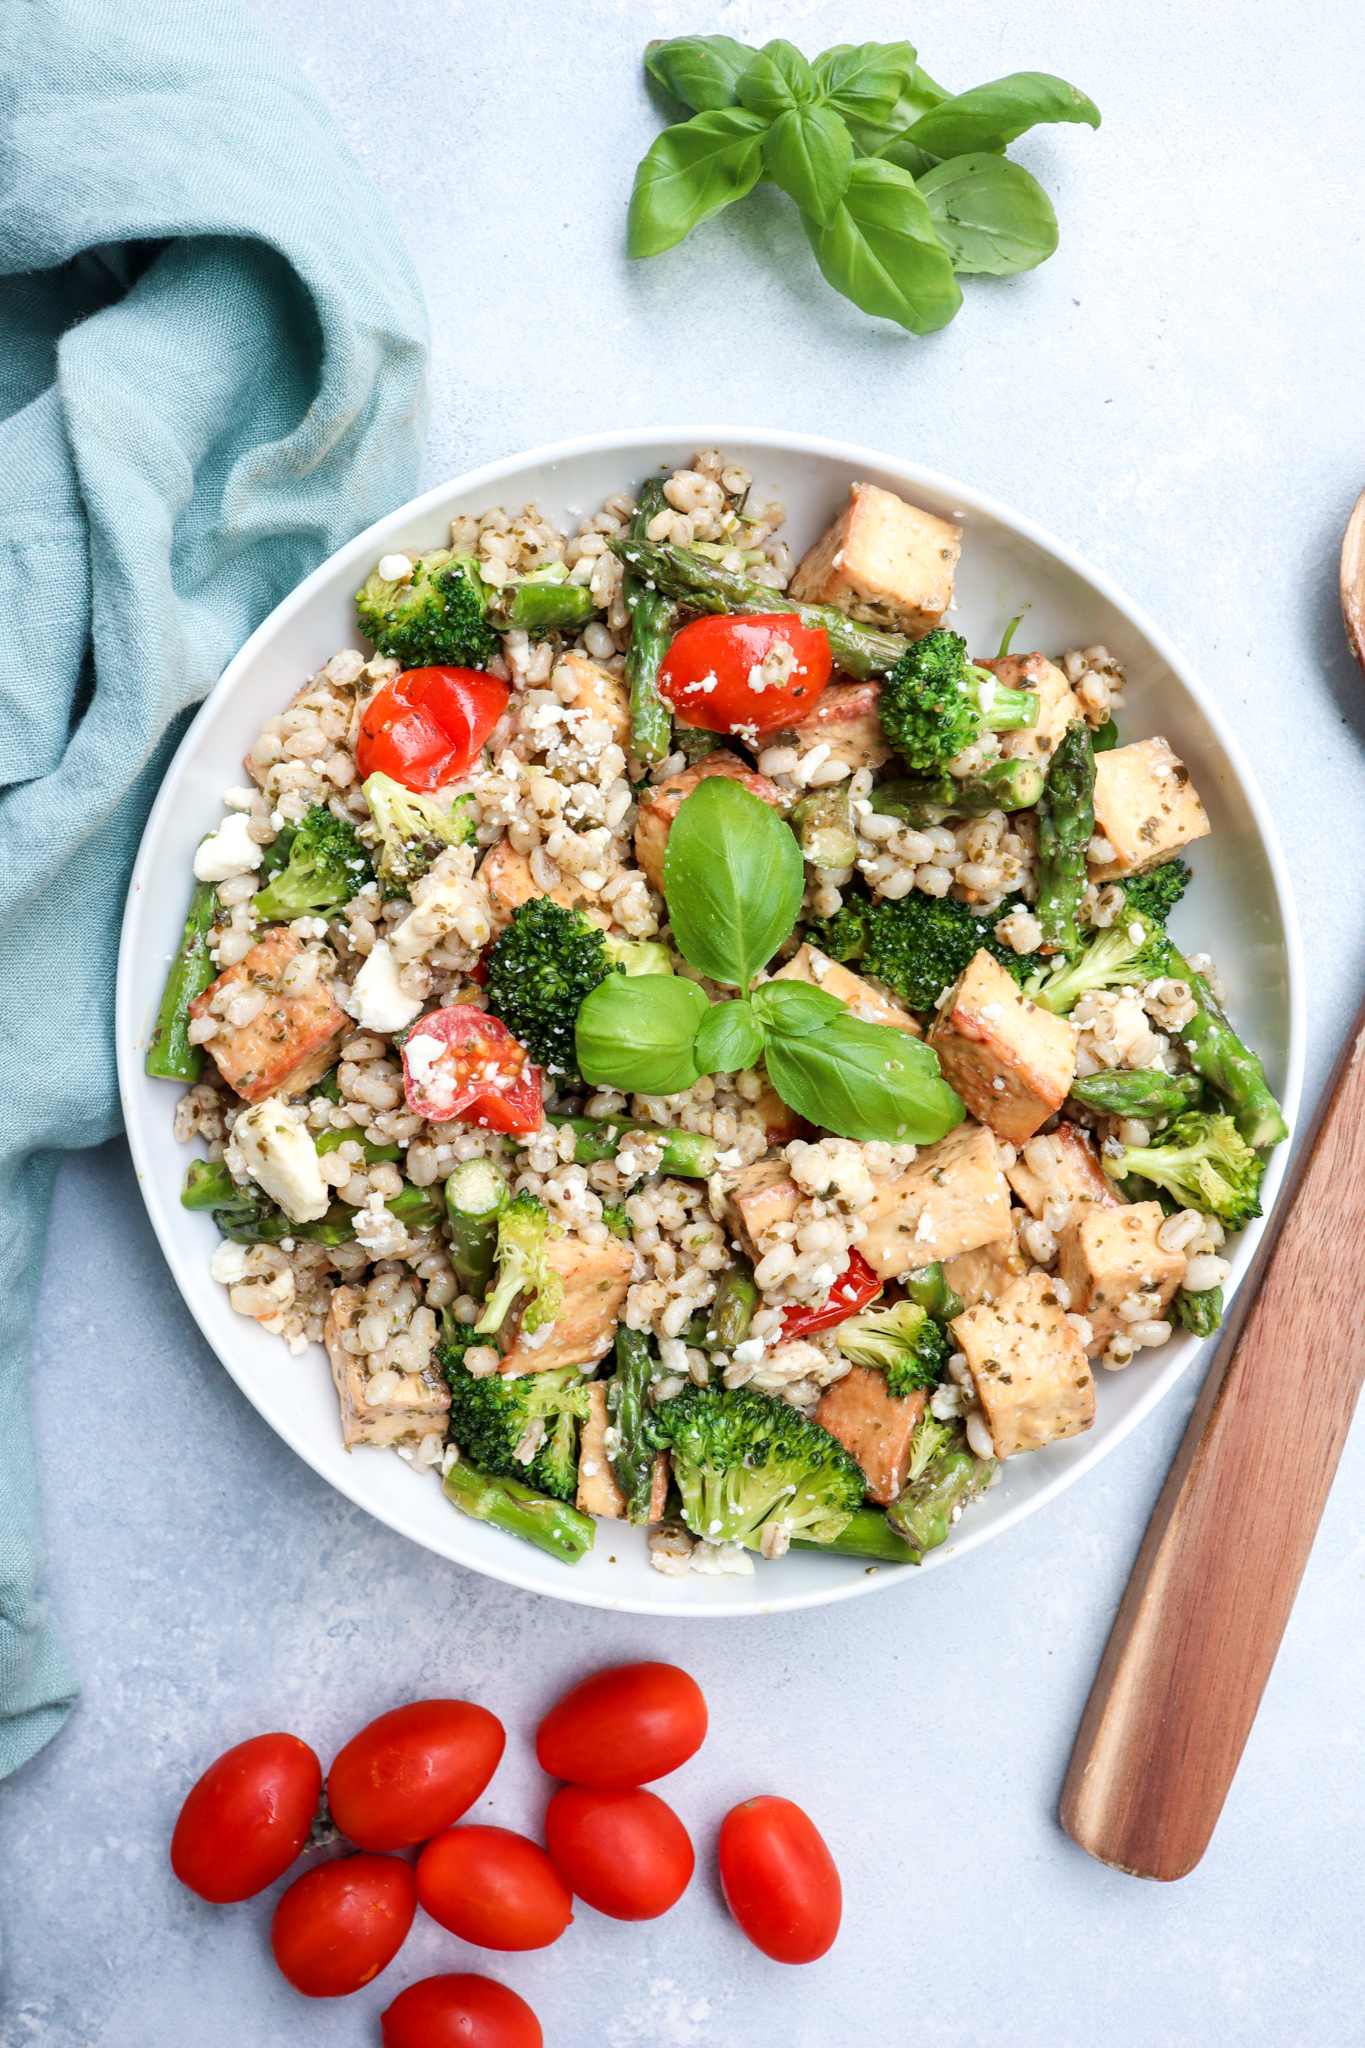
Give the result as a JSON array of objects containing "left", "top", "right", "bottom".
[
  {"left": 942, "top": 1228, "right": 1028, "bottom": 1309},
  {"left": 191, "top": 928, "right": 348, "bottom": 1102},
  {"left": 634, "top": 752, "right": 788, "bottom": 894},
  {"left": 1006, "top": 1120, "right": 1124, "bottom": 1222},
  {"left": 815, "top": 1365, "right": 925, "bottom": 1505},
  {"left": 557, "top": 651, "right": 631, "bottom": 750},
  {"left": 575, "top": 1383, "right": 670, "bottom": 1520},
  {"left": 749, "top": 1076, "right": 812, "bottom": 1148},
  {"left": 983, "top": 653, "right": 1087, "bottom": 770},
  {"left": 324, "top": 1286, "right": 451, "bottom": 1449},
  {"left": 1056, "top": 1201, "right": 1186, "bottom": 1356},
  {"left": 786, "top": 679, "right": 894, "bottom": 773},
  {"left": 1089, "top": 737, "right": 1211, "bottom": 880},
  {"left": 857, "top": 1119, "right": 1012, "bottom": 1278},
  {"left": 789, "top": 483, "right": 961, "bottom": 637},
  {"left": 478, "top": 838, "right": 608, "bottom": 932},
  {"left": 951, "top": 1272, "right": 1095, "bottom": 1459},
  {"left": 232, "top": 1096, "right": 329, "bottom": 1223},
  {"left": 500, "top": 1234, "right": 635, "bottom": 1375},
  {"left": 774, "top": 944, "right": 923, "bottom": 1036},
  {"left": 717, "top": 1158, "right": 799, "bottom": 1260},
  {"left": 927, "top": 950, "right": 1076, "bottom": 1146}
]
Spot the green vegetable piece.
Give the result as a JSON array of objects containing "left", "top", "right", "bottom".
[
  {"left": 693, "top": 998, "right": 766, "bottom": 1076},
  {"left": 835, "top": 1300, "right": 948, "bottom": 1396},
  {"left": 1176, "top": 1286, "right": 1224, "bottom": 1339},
  {"left": 146, "top": 877, "right": 217, "bottom": 1082},
  {"left": 675, "top": 726, "right": 720, "bottom": 766},
  {"left": 626, "top": 107, "right": 768, "bottom": 258},
  {"left": 1068, "top": 1070, "right": 1202, "bottom": 1120},
  {"left": 445, "top": 1156, "right": 509, "bottom": 1303},
  {"left": 847, "top": 59, "right": 949, "bottom": 160},
  {"left": 622, "top": 479, "right": 677, "bottom": 767},
  {"left": 575, "top": 973, "right": 710, "bottom": 1097},
  {"left": 997, "top": 615, "right": 1024, "bottom": 658},
  {"left": 442, "top": 1352, "right": 589, "bottom": 1502},
  {"left": 801, "top": 157, "right": 962, "bottom": 336},
  {"left": 487, "top": 574, "right": 595, "bottom": 636},
  {"left": 887, "top": 1420, "right": 994, "bottom": 1553},
  {"left": 545, "top": 1112, "right": 718, "bottom": 1180},
  {"left": 762, "top": 103, "right": 854, "bottom": 227},
  {"left": 475, "top": 1191, "right": 566, "bottom": 1336},
  {"left": 645, "top": 1383, "right": 865, "bottom": 1547},
  {"left": 314, "top": 1066, "right": 343, "bottom": 1103},
  {"left": 1034, "top": 720, "right": 1095, "bottom": 957},
  {"left": 645, "top": 34, "right": 756, "bottom": 112},
  {"left": 253, "top": 804, "right": 373, "bottom": 921},
  {"left": 442, "top": 1459, "right": 595, "bottom": 1563},
  {"left": 872, "top": 759, "right": 1045, "bottom": 825},
  {"left": 1092, "top": 716, "right": 1120, "bottom": 753},
  {"left": 603, "top": 1203, "right": 632, "bottom": 1241},
  {"left": 902, "top": 1262, "right": 965, "bottom": 1323},
  {"left": 735, "top": 38, "right": 817, "bottom": 117},
  {"left": 806, "top": 886, "right": 1045, "bottom": 1010},
  {"left": 484, "top": 895, "right": 672, "bottom": 1083},
  {"left": 918, "top": 155, "right": 1059, "bottom": 275},
  {"left": 788, "top": 1506, "right": 921, "bottom": 1564},
  {"left": 355, "top": 548, "right": 500, "bottom": 672},
  {"left": 763, "top": 1012, "right": 964, "bottom": 1146},
  {"left": 315, "top": 1125, "right": 403, "bottom": 1164},
  {"left": 904, "top": 71, "right": 1101, "bottom": 158},
  {"left": 1103, "top": 1111, "right": 1265, "bottom": 1229},
  {"left": 181, "top": 1159, "right": 237, "bottom": 1210},
  {"left": 607, "top": 1327, "right": 658, "bottom": 1524},
  {"left": 789, "top": 784, "right": 858, "bottom": 868},
  {"left": 362, "top": 772, "right": 475, "bottom": 893},
  {"left": 1169, "top": 950, "right": 1288, "bottom": 1152},
  {"left": 812, "top": 42, "right": 918, "bottom": 132},
  {"left": 1121, "top": 861, "right": 1189, "bottom": 922},
  {"left": 704, "top": 1262, "right": 758, "bottom": 1350},
  {"left": 664, "top": 776, "right": 804, "bottom": 991},
  {"left": 877, "top": 628, "right": 1039, "bottom": 776},
  {"left": 1027, "top": 899, "right": 1171, "bottom": 1014}
]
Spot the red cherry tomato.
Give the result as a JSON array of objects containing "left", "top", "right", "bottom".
[
  {"left": 545, "top": 1785, "right": 694, "bottom": 1921},
  {"left": 382, "top": 1974, "right": 543, "bottom": 2048},
  {"left": 780, "top": 1248, "right": 883, "bottom": 1341},
  {"left": 658, "top": 614, "right": 831, "bottom": 738},
  {"left": 270, "top": 1853, "right": 417, "bottom": 1997},
  {"left": 718, "top": 1796, "right": 841, "bottom": 1964},
  {"left": 401, "top": 1005, "right": 543, "bottom": 1134},
  {"left": 170, "top": 1732, "right": 320, "bottom": 1904},
  {"left": 535, "top": 1661, "right": 707, "bottom": 1789},
  {"left": 357, "top": 666, "right": 509, "bottom": 792},
  {"left": 327, "top": 1700, "right": 506, "bottom": 1853},
  {"left": 416, "top": 1826, "right": 573, "bottom": 1951}
]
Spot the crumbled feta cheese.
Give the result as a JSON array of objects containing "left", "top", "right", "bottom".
[
  {"left": 377, "top": 552, "right": 414, "bottom": 583},
  {"left": 221, "top": 786, "right": 257, "bottom": 811},
  {"left": 194, "top": 813, "right": 264, "bottom": 882},
  {"left": 209, "top": 1242, "right": 250, "bottom": 1285},
  {"left": 348, "top": 939, "right": 424, "bottom": 1035},
  {"left": 690, "top": 1539, "right": 755, "bottom": 1577},
  {"left": 732, "top": 1337, "right": 765, "bottom": 1366},
  {"left": 232, "top": 1098, "right": 329, "bottom": 1223}
]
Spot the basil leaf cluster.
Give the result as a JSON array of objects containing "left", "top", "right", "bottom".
[
  {"left": 574, "top": 778, "right": 964, "bottom": 1147},
  {"left": 630, "top": 34, "right": 1099, "bottom": 333}
]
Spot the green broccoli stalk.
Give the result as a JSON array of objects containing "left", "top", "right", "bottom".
[
  {"left": 1025, "top": 900, "right": 1171, "bottom": 1013},
  {"left": 806, "top": 888, "right": 1047, "bottom": 1011},
  {"left": 252, "top": 806, "right": 373, "bottom": 921},
  {"left": 887, "top": 1418, "right": 995, "bottom": 1554},
  {"left": 878, "top": 631, "right": 1040, "bottom": 777},
  {"left": 474, "top": 1191, "right": 566, "bottom": 1336},
  {"left": 644, "top": 1384, "right": 865, "bottom": 1547},
  {"left": 1103, "top": 1112, "right": 1265, "bottom": 1228},
  {"left": 835, "top": 1300, "right": 949, "bottom": 1396},
  {"left": 901, "top": 1263, "right": 966, "bottom": 1324},
  {"left": 362, "top": 772, "right": 475, "bottom": 892},
  {"left": 484, "top": 896, "right": 672, "bottom": 1081},
  {"left": 441, "top": 1356, "right": 591, "bottom": 1502},
  {"left": 355, "top": 549, "right": 501, "bottom": 671}
]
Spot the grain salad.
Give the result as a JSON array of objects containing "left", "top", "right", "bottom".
[{"left": 150, "top": 455, "right": 1288, "bottom": 1574}]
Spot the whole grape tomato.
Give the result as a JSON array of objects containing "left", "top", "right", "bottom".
[
  {"left": 535, "top": 1661, "right": 707, "bottom": 1788},
  {"left": 718, "top": 1795, "right": 841, "bottom": 1964},
  {"left": 327, "top": 1699, "right": 506, "bottom": 1852},
  {"left": 382, "top": 1973, "right": 543, "bottom": 2048},
  {"left": 416, "top": 1826, "right": 573, "bottom": 1952},
  {"left": 170, "top": 1731, "right": 321, "bottom": 1904},
  {"left": 401, "top": 1005, "right": 543, "bottom": 1134},
  {"left": 658, "top": 614, "right": 831, "bottom": 738},
  {"left": 270, "top": 1853, "right": 417, "bottom": 1998},
  {"left": 544, "top": 1785, "right": 694, "bottom": 1921},
  {"left": 356, "top": 666, "right": 509, "bottom": 792}
]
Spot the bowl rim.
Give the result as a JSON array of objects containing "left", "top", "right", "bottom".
[{"left": 116, "top": 424, "right": 1305, "bottom": 1617}]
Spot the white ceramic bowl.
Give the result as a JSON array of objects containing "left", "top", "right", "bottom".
[{"left": 116, "top": 428, "right": 1304, "bottom": 1616}]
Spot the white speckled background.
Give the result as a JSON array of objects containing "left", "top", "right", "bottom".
[{"left": 5, "top": 2, "right": 1365, "bottom": 2041}]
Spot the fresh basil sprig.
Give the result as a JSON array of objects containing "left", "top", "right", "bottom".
[
  {"left": 630, "top": 34, "right": 1099, "bottom": 329},
  {"left": 663, "top": 775, "right": 804, "bottom": 991}
]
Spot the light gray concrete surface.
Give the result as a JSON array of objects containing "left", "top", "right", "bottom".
[{"left": 4, "top": 2, "right": 1365, "bottom": 2042}]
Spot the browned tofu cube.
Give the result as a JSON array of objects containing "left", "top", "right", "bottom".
[
  {"left": 1056, "top": 1201, "right": 1186, "bottom": 1355},
  {"left": 978, "top": 652, "right": 1087, "bottom": 770},
  {"left": 787, "top": 679, "right": 894, "bottom": 773},
  {"left": 478, "top": 838, "right": 604, "bottom": 932},
  {"left": 575, "top": 1384, "right": 669, "bottom": 1520},
  {"left": 1089, "top": 737, "right": 1211, "bottom": 879},
  {"left": 501, "top": 1234, "right": 635, "bottom": 1375},
  {"left": 951, "top": 1272, "right": 1095, "bottom": 1458},
  {"left": 858, "top": 1119, "right": 1012, "bottom": 1278},
  {"left": 928, "top": 950, "right": 1076, "bottom": 1145},
  {"left": 815, "top": 1365, "right": 925, "bottom": 1505},
  {"left": 1006, "top": 1121, "right": 1124, "bottom": 1222},
  {"left": 717, "top": 1159, "right": 800, "bottom": 1261},
  {"left": 774, "top": 944, "right": 922, "bottom": 1035},
  {"left": 942, "top": 1228, "right": 1028, "bottom": 1309},
  {"left": 634, "top": 752, "right": 788, "bottom": 894},
  {"left": 556, "top": 652, "right": 631, "bottom": 751},
  {"left": 191, "top": 928, "right": 348, "bottom": 1103},
  {"left": 749, "top": 1077, "right": 812, "bottom": 1148},
  {"left": 324, "top": 1286, "right": 451, "bottom": 1449},
  {"left": 789, "top": 483, "right": 961, "bottom": 636}
]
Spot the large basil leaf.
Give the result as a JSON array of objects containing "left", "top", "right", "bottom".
[
  {"left": 750, "top": 980, "right": 845, "bottom": 1037},
  {"left": 843, "top": 62, "right": 951, "bottom": 159},
  {"left": 764, "top": 1016, "right": 965, "bottom": 1144},
  {"left": 918, "top": 155, "right": 1058, "bottom": 274},
  {"left": 735, "top": 39, "right": 816, "bottom": 119},
  {"left": 627, "top": 109, "right": 768, "bottom": 258},
  {"left": 576, "top": 975, "right": 710, "bottom": 1095},
  {"left": 813, "top": 42, "right": 917, "bottom": 129},
  {"left": 762, "top": 104, "right": 854, "bottom": 228},
  {"left": 664, "top": 777, "right": 804, "bottom": 991},
  {"left": 694, "top": 999, "right": 766, "bottom": 1075},
  {"left": 645, "top": 35, "right": 756, "bottom": 112},
  {"left": 802, "top": 159, "right": 962, "bottom": 336},
  {"left": 903, "top": 72, "right": 1100, "bottom": 158}
]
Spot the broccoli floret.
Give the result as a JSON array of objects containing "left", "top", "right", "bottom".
[
  {"left": 362, "top": 771, "right": 475, "bottom": 893},
  {"left": 1104, "top": 1112, "right": 1264, "bottom": 1228},
  {"left": 1025, "top": 901, "right": 1171, "bottom": 1015},
  {"left": 475, "top": 1191, "right": 566, "bottom": 1336},
  {"left": 252, "top": 805, "right": 373, "bottom": 921},
  {"left": 835, "top": 1300, "right": 949, "bottom": 1396},
  {"left": 484, "top": 896, "right": 672, "bottom": 1080},
  {"left": 602, "top": 1203, "right": 633, "bottom": 1241},
  {"left": 644, "top": 1384, "right": 865, "bottom": 1547},
  {"left": 878, "top": 629, "right": 1039, "bottom": 776},
  {"left": 355, "top": 548, "right": 500, "bottom": 671},
  {"left": 806, "top": 888, "right": 1045, "bottom": 1011},
  {"left": 905, "top": 1410, "right": 956, "bottom": 1485},
  {"left": 440, "top": 1355, "right": 591, "bottom": 1503},
  {"left": 1121, "top": 859, "right": 1190, "bottom": 924}
]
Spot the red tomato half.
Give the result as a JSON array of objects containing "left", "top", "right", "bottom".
[
  {"left": 535, "top": 1661, "right": 707, "bottom": 1789},
  {"left": 382, "top": 1974, "right": 543, "bottom": 2048},
  {"left": 658, "top": 614, "right": 831, "bottom": 738},
  {"left": 270, "top": 1853, "right": 417, "bottom": 1997},
  {"left": 545, "top": 1785, "right": 694, "bottom": 1921},
  {"left": 357, "top": 666, "right": 509, "bottom": 791},
  {"left": 170, "top": 1732, "right": 320, "bottom": 1904},
  {"left": 327, "top": 1699, "right": 506, "bottom": 1853},
  {"left": 416, "top": 1826, "right": 573, "bottom": 1951},
  {"left": 780, "top": 1248, "right": 883, "bottom": 1341},
  {"left": 401, "top": 1005, "right": 543, "bottom": 1134},
  {"left": 718, "top": 1796, "right": 841, "bottom": 1964}
]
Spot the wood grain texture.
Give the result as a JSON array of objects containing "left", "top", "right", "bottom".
[
  {"left": 1060, "top": 991, "right": 1365, "bottom": 1880},
  {"left": 1342, "top": 489, "right": 1365, "bottom": 674}
]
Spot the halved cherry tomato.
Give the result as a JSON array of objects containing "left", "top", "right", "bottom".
[
  {"left": 270, "top": 1853, "right": 416, "bottom": 1997},
  {"left": 356, "top": 666, "right": 509, "bottom": 791},
  {"left": 170, "top": 1732, "right": 320, "bottom": 1904},
  {"left": 545, "top": 1785, "right": 694, "bottom": 1921},
  {"left": 718, "top": 1796, "right": 841, "bottom": 1964},
  {"left": 416, "top": 1826, "right": 572, "bottom": 1951},
  {"left": 535, "top": 1662, "right": 707, "bottom": 1789},
  {"left": 658, "top": 614, "right": 831, "bottom": 738},
  {"left": 401, "top": 1005, "right": 543, "bottom": 1134},
  {"left": 327, "top": 1699, "right": 506, "bottom": 1853},
  {"left": 780, "top": 1248, "right": 883, "bottom": 1341},
  {"left": 382, "top": 1974, "right": 543, "bottom": 2048}
]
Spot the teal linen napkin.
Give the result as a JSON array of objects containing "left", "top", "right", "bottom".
[{"left": 0, "top": 0, "right": 429, "bottom": 1779}]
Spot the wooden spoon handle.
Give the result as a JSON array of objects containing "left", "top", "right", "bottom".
[{"left": 1061, "top": 992, "right": 1365, "bottom": 1879}]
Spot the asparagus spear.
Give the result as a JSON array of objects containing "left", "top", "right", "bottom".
[
  {"left": 1168, "top": 951, "right": 1288, "bottom": 1150},
  {"left": 545, "top": 1112, "right": 716, "bottom": 1180},
  {"left": 622, "top": 480, "right": 676, "bottom": 765},
  {"left": 704, "top": 1262, "right": 758, "bottom": 1349},
  {"left": 487, "top": 574, "right": 595, "bottom": 636},
  {"left": 789, "top": 1506, "right": 921, "bottom": 1563},
  {"left": 443, "top": 1459, "right": 595, "bottom": 1562},
  {"left": 145, "top": 877, "right": 217, "bottom": 1082},
  {"left": 1034, "top": 719, "right": 1095, "bottom": 957},
  {"left": 872, "top": 760, "right": 1045, "bottom": 827},
  {"left": 315, "top": 1125, "right": 402, "bottom": 1164},
  {"left": 1176, "top": 1285, "right": 1223, "bottom": 1337},
  {"left": 902, "top": 1262, "right": 965, "bottom": 1323},
  {"left": 445, "top": 1156, "right": 509, "bottom": 1301},
  {"left": 790, "top": 786, "right": 858, "bottom": 869},
  {"left": 886, "top": 1438, "right": 995, "bottom": 1553},
  {"left": 607, "top": 1326, "right": 656, "bottom": 1523},
  {"left": 1069, "top": 1069, "right": 1204, "bottom": 1119},
  {"left": 182, "top": 1160, "right": 439, "bottom": 1244}
]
